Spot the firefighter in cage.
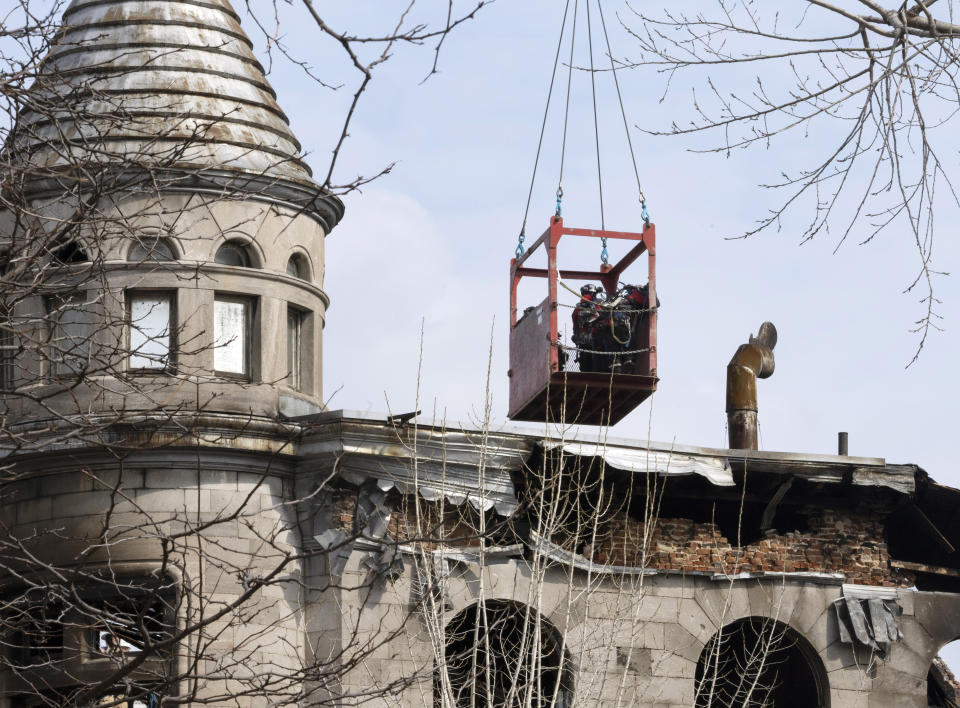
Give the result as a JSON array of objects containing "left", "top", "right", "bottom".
[{"left": 571, "top": 282, "right": 656, "bottom": 373}]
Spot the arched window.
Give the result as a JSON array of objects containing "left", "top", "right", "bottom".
[
  {"left": 129, "top": 236, "right": 175, "bottom": 262},
  {"left": 441, "top": 600, "right": 573, "bottom": 708},
  {"left": 286, "top": 253, "right": 309, "bottom": 280},
  {"left": 214, "top": 241, "right": 252, "bottom": 268},
  {"left": 696, "top": 617, "right": 828, "bottom": 708},
  {"left": 929, "top": 649, "right": 960, "bottom": 706},
  {"left": 52, "top": 239, "right": 87, "bottom": 264}
]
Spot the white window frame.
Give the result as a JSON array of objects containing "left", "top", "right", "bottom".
[
  {"left": 213, "top": 295, "right": 254, "bottom": 378},
  {"left": 127, "top": 291, "right": 176, "bottom": 373}
]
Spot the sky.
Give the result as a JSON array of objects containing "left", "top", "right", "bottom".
[{"left": 257, "top": 0, "right": 960, "bottom": 659}]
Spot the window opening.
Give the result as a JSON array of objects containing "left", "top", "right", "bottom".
[
  {"left": 94, "top": 692, "right": 161, "bottom": 708},
  {"left": 442, "top": 600, "right": 572, "bottom": 708},
  {"left": 46, "top": 294, "right": 90, "bottom": 377},
  {"left": 214, "top": 241, "right": 252, "bottom": 268},
  {"left": 129, "top": 237, "right": 175, "bottom": 262},
  {"left": 0, "top": 310, "right": 15, "bottom": 390},
  {"left": 128, "top": 292, "right": 174, "bottom": 371},
  {"left": 52, "top": 239, "right": 88, "bottom": 264},
  {"left": 286, "top": 253, "right": 308, "bottom": 280},
  {"left": 91, "top": 595, "right": 171, "bottom": 658},
  {"left": 214, "top": 296, "right": 252, "bottom": 376},
  {"left": 287, "top": 307, "right": 304, "bottom": 391},
  {"left": 928, "top": 651, "right": 960, "bottom": 707},
  {"left": 6, "top": 600, "right": 65, "bottom": 664},
  {"left": 695, "top": 617, "right": 828, "bottom": 708}
]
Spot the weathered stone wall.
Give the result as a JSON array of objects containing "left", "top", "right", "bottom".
[{"left": 0, "top": 448, "right": 304, "bottom": 707}]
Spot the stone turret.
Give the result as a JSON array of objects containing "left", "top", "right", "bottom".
[{"left": 0, "top": 6, "right": 340, "bottom": 702}]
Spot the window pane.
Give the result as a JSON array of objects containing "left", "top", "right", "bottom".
[
  {"left": 48, "top": 296, "right": 89, "bottom": 376},
  {"left": 214, "top": 242, "right": 250, "bottom": 267},
  {"left": 0, "top": 325, "right": 15, "bottom": 390},
  {"left": 286, "top": 256, "right": 301, "bottom": 278},
  {"left": 130, "top": 237, "right": 174, "bottom": 262},
  {"left": 287, "top": 309, "right": 302, "bottom": 390},
  {"left": 214, "top": 299, "right": 247, "bottom": 374},
  {"left": 129, "top": 295, "right": 172, "bottom": 370}
]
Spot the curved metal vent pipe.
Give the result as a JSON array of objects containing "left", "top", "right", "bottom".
[{"left": 726, "top": 322, "right": 777, "bottom": 450}]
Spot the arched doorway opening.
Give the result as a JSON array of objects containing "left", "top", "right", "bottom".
[
  {"left": 695, "top": 616, "right": 829, "bottom": 708},
  {"left": 928, "top": 642, "right": 960, "bottom": 707},
  {"left": 439, "top": 600, "right": 573, "bottom": 707}
]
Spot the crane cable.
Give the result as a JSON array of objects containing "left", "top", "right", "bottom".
[
  {"left": 557, "top": 0, "right": 579, "bottom": 218},
  {"left": 517, "top": 0, "right": 573, "bottom": 259},
  {"left": 585, "top": 0, "right": 605, "bottom": 248},
  {"left": 597, "top": 0, "right": 649, "bottom": 226},
  {"left": 517, "top": 0, "right": 649, "bottom": 261}
]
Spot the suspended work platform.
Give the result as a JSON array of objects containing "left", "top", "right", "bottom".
[{"left": 508, "top": 216, "right": 658, "bottom": 426}]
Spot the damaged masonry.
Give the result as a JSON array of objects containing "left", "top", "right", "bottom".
[{"left": 297, "top": 410, "right": 960, "bottom": 707}]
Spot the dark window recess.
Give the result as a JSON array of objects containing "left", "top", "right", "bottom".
[
  {"left": 51, "top": 239, "right": 88, "bottom": 264},
  {"left": 89, "top": 596, "right": 172, "bottom": 657},
  {"left": 286, "top": 253, "right": 308, "bottom": 279},
  {"left": 441, "top": 601, "right": 572, "bottom": 708},
  {"left": 695, "top": 617, "right": 828, "bottom": 708},
  {"left": 4, "top": 600, "right": 65, "bottom": 664}
]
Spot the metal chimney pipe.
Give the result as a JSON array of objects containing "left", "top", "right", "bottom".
[
  {"left": 726, "top": 322, "right": 777, "bottom": 450},
  {"left": 838, "top": 432, "right": 849, "bottom": 456}
]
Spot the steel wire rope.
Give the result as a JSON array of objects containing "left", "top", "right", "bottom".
[
  {"left": 557, "top": 0, "right": 579, "bottom": 217},
  {"left": 585, "top": 0, "right": 607, "bottom": 259},
  {"left": 516, "top": 0, "right": 573, "bottom": 258},
  {"left": 597, "top": 0, "right": 647, "bottom": 219}
]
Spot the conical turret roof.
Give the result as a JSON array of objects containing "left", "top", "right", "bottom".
[{"left": 17, "top": 0, "right": 342, "bottom": 227}]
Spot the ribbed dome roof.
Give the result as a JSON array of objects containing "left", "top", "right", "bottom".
[{"left": 19, "top": 0, "right": 334, "bottom": 209}]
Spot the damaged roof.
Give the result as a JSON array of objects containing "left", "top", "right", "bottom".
[{"left": 298, "top": 410, "right": 919, "bottom": 513}]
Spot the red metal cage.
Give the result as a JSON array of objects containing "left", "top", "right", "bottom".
[{"left": 508, "top": 215, "right": 658, "bottom": 425}]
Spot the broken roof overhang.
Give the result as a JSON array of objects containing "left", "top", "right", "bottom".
[
  {"left": 541, "top": 441, "right": 736, "bottom": 486},
  {"left": 298, "top": 411, "right": 920, "bottom": 514}
]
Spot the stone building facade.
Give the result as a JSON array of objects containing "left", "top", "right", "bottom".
[{"left": 2, "top": 1, "right": 960, "bottom": 707}]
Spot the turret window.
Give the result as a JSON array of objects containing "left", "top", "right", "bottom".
[
  {"left": 286, "top": 253, "right": 309, "bottom": 280},
  {"left": 46, "top": 294, "right": 91, "bottom": 377},
  {"left": 127, "top": 292, "right": 175, "bottom": 371},
  {"left": 129, "top": 237, "right": 175, "bottom": 262},
  {"left": 214, "top": 295, "right": 254, "bottom": 377},
  {"left": 51, "top": 239, "right": 88, "bottom": 264},
  {"left": 287, "top": 307, "right": 305, "bottom": 391},
  {"left": 214, "top": 241, "right": 253, "bottom": 268}
]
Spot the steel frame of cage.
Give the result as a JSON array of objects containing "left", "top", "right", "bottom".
[{"left": 508, "top": 215, "right": 658, "bottom": 425}]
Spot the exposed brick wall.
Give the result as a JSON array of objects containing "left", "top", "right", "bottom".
[
  {"left": 333, "top": 487, "right": 910, "bottom": 586},
  {"left": 590, "top": 506, "right": 912, "bottom": 587},
  {"left": 330, "top": 490, "right": 484, "bottom": 548}
]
